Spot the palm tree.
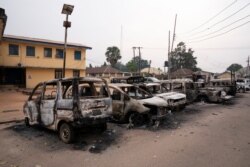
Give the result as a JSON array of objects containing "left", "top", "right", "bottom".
[{"left": 105, "top": 46, "right": 121, "bottom": 67}]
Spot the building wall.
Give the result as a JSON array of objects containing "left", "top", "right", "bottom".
[
  {"left": 26, "top": 68, "right": 86, "bottom": 88},
  {"left": 217, "top": 72, "right": 231, "bottom": 79},
  {"left": 0, "top": 39, "right": 87, "bottom": 88},
  {"left": 0, "top": 41, "right": 86, "bottom": 70}
]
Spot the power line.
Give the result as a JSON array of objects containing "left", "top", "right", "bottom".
[
  {"left": 188, "top": 14, "right": 250, "bottom": 40},
  {"left": 188, "top": 20, "right": 250, "bottom": 43},
  {"left": 183, "top": 0, "right": 238, "bottom": 34},
  {"left": 187, "top": 2, "right": 250, "bottom": 37}
]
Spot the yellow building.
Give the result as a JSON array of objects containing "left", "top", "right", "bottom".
[{"left": 0, "top": 34, "right": 91, "bottom": 88}]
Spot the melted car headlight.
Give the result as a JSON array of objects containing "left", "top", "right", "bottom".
[{"left": 221, "top": 91, "right": 226, "bottom": 97}]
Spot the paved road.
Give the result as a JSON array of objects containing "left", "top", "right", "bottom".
[{"left": 0, "top": 92, "right": 249, "bottom": 167}]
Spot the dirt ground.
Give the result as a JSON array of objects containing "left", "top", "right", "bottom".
[{"left": 0, "top": 91, "right": 250, "bottom": 167}]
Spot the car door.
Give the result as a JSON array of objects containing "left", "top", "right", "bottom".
[
  {"left": 110, "top": 87, "right": 125, "bottom": 120},
  {"left": 40, "top": 82, "right": 57, "bottom": 126},
  {"left": 26, "top": 83, "right": 44, "bottom": 123}
]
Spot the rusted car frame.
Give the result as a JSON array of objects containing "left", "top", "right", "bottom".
[
  {"left": 23, "top": 77, "right": 112, "bottom": 143},
  {"left": 209, "top": 79, "right": 236, "bottom": 96}
]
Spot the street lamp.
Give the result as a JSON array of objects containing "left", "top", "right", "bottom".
[{"left": 61, "top": 4, "right": 74, "bottom": 78}]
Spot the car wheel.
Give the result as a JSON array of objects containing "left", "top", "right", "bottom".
[
  {"left": 199, "top": 96, "right": 208, "bottom": 103},
  {"left": 99, "top": 123, "right": 107, "bottom": 132},
  {"left": 24, "top": 117, "right": 30, "bottom": 127},
  {"left": 239, "top": 89, "right": 244, "bottom": 93},
  {"left": 59, "top": 123, "right": 75, "bottom": 144},
  {"left": 128, "top": 112, "right": 145, "bottom": 127}
]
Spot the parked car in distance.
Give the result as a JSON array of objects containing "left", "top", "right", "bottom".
[
  {"left": 108, "top": 83, "right": 170, "bottom": 127},
  {"left": 23, "top": 77, "right": 112, "bottom": 143},
  {"left": 236, "top": 78, "right": 250, "bottom": 92}
]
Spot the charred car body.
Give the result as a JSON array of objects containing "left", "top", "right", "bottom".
[
  {"left": 23, "top": 77, "right": 112, "bottom": 143},
  {"left": 209, "top": 79, "right": 237, "bottom": 96},
  {"left": 161, "top": 79, "right": 198, "bottom": 103},
  {"left": 108, "top": 83, "right": 169, "bottom": 127},
  {"left": 111, "top": 76, "right": 187, "bottom": 110},
  {"left": 195, "top": 82, "right": 233, "bottom": 103},
  {"left": 136, "top": 82, "right": 187, "bottom": 111}
]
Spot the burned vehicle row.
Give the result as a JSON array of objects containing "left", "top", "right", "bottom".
[
  {"left": 111, "top": 76, "right": 187, "bottom": 111},
  {"left": 108, "top": 83, "right": 170, "bottom": 127},
  {"left": 161, "top": 79, "right": 233, "bottom": 104},
  {"left": 23, "top": 77, "right": 112, "bottom": 143}
]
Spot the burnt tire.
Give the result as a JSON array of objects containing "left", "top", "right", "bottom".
[
  {"left": 24, "top": 117, "right": 30, "bottom": 127},
  {"left": 99, "top": 123, "right": 107, "bottom": 132},
  {"left": 199, "top": 96, "right": 208, "bottom": 103},
  {"left": 59, "top": 123, "right": 75, "bottom": 144},
  {"left": 128, "top": 112, "right": 145, "bottom": 127}
]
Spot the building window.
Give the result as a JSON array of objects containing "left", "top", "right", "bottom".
[
  {"left": 55, "top": 69, "right": 63, "bottom": 79},
  {"left": 74, "top": 51, "right": 81, "bottom": 60},
  {"left": 73, "top": 70, "right": 80, "bottom": 77},
  {"left": 9, "top": 44, "right": 19, "bottom": 55},
  {"left": 56, "top": 49, "right": 64, "bottom": 59},
  {"left": 26, "top": 46, "right": 35, "bottom": 57},
  {"left": 44, "top": 48, "right": 52, "bottom": 58}
]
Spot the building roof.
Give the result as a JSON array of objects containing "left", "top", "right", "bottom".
[
  {"left": 171, "top": 68, "right": 194, "bottom": 78},
  {"left": 86, "top": 66, "right": 123, "bottom": 74},
  {"left": 2, "top": 34, "right": 92, "bottom": 49}
]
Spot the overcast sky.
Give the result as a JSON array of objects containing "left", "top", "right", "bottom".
[{"left": 1, "top": 0, "right": 249, "bottom": 73}]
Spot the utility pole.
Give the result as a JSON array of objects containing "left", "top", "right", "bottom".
[
  {"left": 171, "top": 14, "right": 177, "bottom": 53},
  {"left": 247, "top": 56, "right": 250, "bottom": 76},
  {"left": 168, "top": 30, "right": 171, "bottom": 79},
  {"left": 132, "top": 47, "right": 136, "bottom": 75},
  {"left": 138, "top": 47, "right": 142, "bottom": 75}
]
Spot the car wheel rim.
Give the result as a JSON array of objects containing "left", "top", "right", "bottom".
[{"left": 62, "top": 128, "right": 70, "bottom": 140}]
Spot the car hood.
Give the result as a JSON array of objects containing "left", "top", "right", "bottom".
[
  {"left": 155, "top": 92, "right": 186, "bottom": 100},
  {"left": 138, "top": 96, "right": 168, "bottom": 107}
]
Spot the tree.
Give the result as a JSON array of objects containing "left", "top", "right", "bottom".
[
  {"left": 226, "top": 63, "right": 243, "bottom": 72},
  {"left": 170, "top": 42, "right": 198, "bottom": 72},
  {"left": 114, "top": 62, "right": 128, "bottom": 72},
  {"left": 89, "top": 64, "right": 93, "bottom": 68},
  {"left": 102, "top": 62, "right": 107, "bottom": 67},
  {"left": 105, "top": 46, "right": 121, "bottom": 67},
  {"left": 126, "top": 56, "right": 150, "bottom": 72}
]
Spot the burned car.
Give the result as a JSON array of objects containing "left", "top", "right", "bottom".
[
  {"left": 108, "top": 83, "right": 170, "bottom": 127},
  {"left": 136, "top": 82, "right": 187, "bottom": 111},
  {"left": 209, "top": 79, "right": 236, "bottom": 96},
  {"left": 195, "top": 82, "right": 233, "bottom": 103},
  {"left": 161, "top": 79, "right": 198, "bottom": 103},
  {"left": 23, "top": 77, "right": 112, "bottom": 143}
]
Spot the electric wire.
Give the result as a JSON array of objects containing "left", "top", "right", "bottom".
[
  {"left": 188, "top": 20, "right": 250, "bottom": 43},
  {"left": 183, "top": 0, "right": 238, "bottom": 34},
  {"left": 186, "top": 2, "right": 250, "bottom": 37},
  {"left": 188, "top": 14, "right": 250, "bottom": 40}
]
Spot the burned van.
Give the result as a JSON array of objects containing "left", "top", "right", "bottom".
[{"left": 23, "top": 77, "right": 112, "bottom": 143}]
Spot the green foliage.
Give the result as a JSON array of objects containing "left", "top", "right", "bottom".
[
  {"left": 125, "top": 56, "right": 150, "bottom": 72},
  {"left": 170, "top": 42, "right": 198, "bottom": 72},
  {"left": 226, "top": 63, "right": 243, "bottom": 72},
  {"left": 114, "top": 62, "right": 128, "bottom": 72},
  {"left": 105, "top": 46, "right": 121, "bottom": 67}
]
